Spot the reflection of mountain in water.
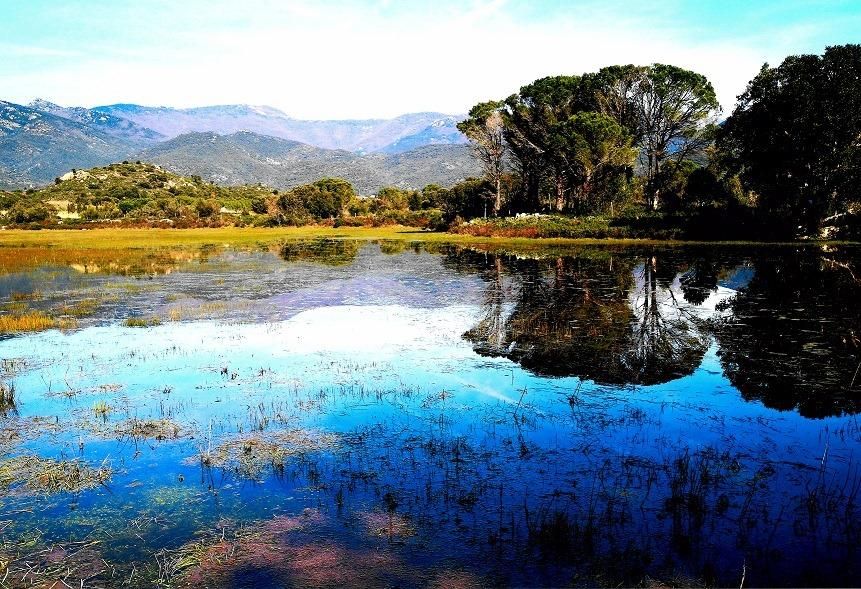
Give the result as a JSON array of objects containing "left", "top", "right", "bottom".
[{"left": 452, "top": 245, "right": 861, "bottom": 416}]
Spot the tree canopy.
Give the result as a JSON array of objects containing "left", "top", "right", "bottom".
[{"left": 718, "top": 44, "right": 861, "bottom": 236}]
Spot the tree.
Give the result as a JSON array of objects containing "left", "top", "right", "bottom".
[
  {"left": 439, "top": 178, "right": 494, "bottom": 223},
  {"left": 589, "top": 64, "right": 719, "bottom": 209},
  {"left": 458, "top": 101, "right": 507, "bottom": 215},
  {"left": 283, "top": 178, "right": 354, "bottom": 220},
  {"left": 634, "top": 65, "right": 719, "bottom": 209},
  {"left": 556, "top": 111, "right": 636, "bottom": 212},
  {"left": 502, "top": 76, "right": 585, "bottom": 212},
  {"left": 718, "top": 44, "right": 861, "bottom": 237},
  {"left": 373, "top": 186, "right": 412, "bottom": 212}
]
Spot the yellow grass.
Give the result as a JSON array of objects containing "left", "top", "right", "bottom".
[
  {"left": 0, "top": 225, "right": 705, "bottom": 250},
  {"left": 123, "top": 316, "right": 162, "bottom": 328},
  {"left": 0, "top": 312, "right": 76, "bottom": 333}
]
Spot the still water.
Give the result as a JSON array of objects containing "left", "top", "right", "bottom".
[{"left": 0, "top": 239, "right": 858, "bottom": 587}]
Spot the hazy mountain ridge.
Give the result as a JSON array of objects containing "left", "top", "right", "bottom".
[
  {"left": 0, "top": 101, "right": 135, "bottom": 186},
  {"left": 92, "top": 103, "right": 467, "bottom": 153},
  {"left": 0, "top": 99, "right": 476, "bottom": 191},
  {"left": 139, "top": 131, "right": 478, "bottom": 193},
  {"left": 27, "top": 99, "right": 166, "bottom": 146}
]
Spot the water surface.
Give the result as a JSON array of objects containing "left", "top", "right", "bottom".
[{"left": 0, "top": 239, "right": 858, "bottom": 587}]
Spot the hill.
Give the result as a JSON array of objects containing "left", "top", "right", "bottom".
[
  {"left": 138, "top": 131, "right": 478, "bottom": 193},
  {"left": 0, "top": 161, "right": 468, "bottom": 230},
  {"left": 0, "top": 161, "right": 275, "bottom": 226}
]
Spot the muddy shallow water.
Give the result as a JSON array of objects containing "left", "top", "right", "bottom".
[{"left": 0, "top": 239, "right": 859, "bottom": 587}]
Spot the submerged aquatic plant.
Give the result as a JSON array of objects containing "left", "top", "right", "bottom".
[
  {"left": 0, "top": 534, "right": 110, "bottom": 589},
  {"left": 0, "top": 455, "right": 112, "bottom": 496},
  {"left": 359, "top": 510, "right": 417, "bottom": 539},
  {"left": 0, "top": 381, "right": 15, "bottom": 416},
  {"left": 193, "top": 429, "right": 340, "bottom": 479}
]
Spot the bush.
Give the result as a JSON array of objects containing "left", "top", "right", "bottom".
[
  {"left": 250, "top": 197, "right": 268, "bottom": 214},
  {"left": 9, "top": 203, "right": 52, "bottom": 224}
]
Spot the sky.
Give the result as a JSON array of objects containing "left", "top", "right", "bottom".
[{"left": 1, "top": 0, "right": 859, "bottom": 120}]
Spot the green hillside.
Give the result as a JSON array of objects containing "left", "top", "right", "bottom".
[
  {"left": 0, "top": 161, "right": 275, "bottom": 227},
  {"left": 0, "top": 160, "right": 458, "bottom": 230}
]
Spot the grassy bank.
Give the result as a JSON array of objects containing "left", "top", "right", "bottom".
[
  {"left": 0, "top": 225, "right": 852, "bottom": 251},
  {"left": 0, "top": 225, "right": 679, "bottom": 249}
]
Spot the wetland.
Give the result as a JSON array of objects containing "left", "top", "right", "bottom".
[{"left": 0, "top": 235, "right": 858, "bottom": 587}]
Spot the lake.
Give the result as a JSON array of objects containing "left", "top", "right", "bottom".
[{"left": 0, "top": 238, "right": 858, "bottom": 587}]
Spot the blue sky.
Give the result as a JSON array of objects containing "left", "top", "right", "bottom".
[{"left": 1, "top": 0, "right": 858, "bottom": 119}]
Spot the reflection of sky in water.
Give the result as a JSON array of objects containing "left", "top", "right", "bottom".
[{"left": 0, "top": 242, "right": 858, "bottom": 587}]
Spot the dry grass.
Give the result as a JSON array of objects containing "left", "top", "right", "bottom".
[{"left": 0, "top": 312, "right": 76, "bottom": 334}]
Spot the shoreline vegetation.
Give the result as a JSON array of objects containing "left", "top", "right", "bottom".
[{"left": 0, "top": 225, "right": 857, "bottom": 250}]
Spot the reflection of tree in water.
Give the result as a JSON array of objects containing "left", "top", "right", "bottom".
[
  {"left": 713, "top": 249, "right": 861, "bottom": 417},
  {"left": 626, "top": 257, "right": 710, "bottom": 385},
  {"left": 276, "top": 239, "right": 360, "bottom": 266},
  {"left": 453, "top": 248, "right": 712, "bottom": 386},
  {"left": 463, "top": 257, "right": 510, "bottom": 355},
  {"left": 679, "top": 257, "right": 720, "bottom": 305}
]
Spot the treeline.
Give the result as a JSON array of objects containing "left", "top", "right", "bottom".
[
  {"left": 0, "top": 161, "right": 486, "bottom": 230},
  {"left": 455, "top": 44, "right": 861, "bottom": 239}
]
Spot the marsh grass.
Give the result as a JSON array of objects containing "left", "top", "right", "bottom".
[
  {"left": 166, "top": 301, "right": 245, "bottom": 322},
  {"left": 0, "top": 534, "right": 109, "bottom": 589},
  {"left": 194, "top": 429, "right": 339, "bottom": 479},
  {"left": 123, "top": 316, "right": 162, "bottom": 328},
  {"left": 92, "top": 400, "right": 111, "bottom": 417},
  {"left": 0, "top": 381, "right": 15, "bottom": 415},
  {"left": 10, "top": 290, "right": 42, "bottom": 302},
  {"left": 58, "top": 298, "right": 100, "bottom": 318},
  {"left": 0, "top": 311, "right": 76, "bottom": 334},
  {"left": 115, "top": 418, "right": 183, "bottom": 441},
  {"left": 0, "top": 455, "right": 111, "bottom": 496}
]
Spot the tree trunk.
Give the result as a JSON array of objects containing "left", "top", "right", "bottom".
[
  {"left": 494, "top": 177, "right": 501, "bottom": 216},
  {"left": 554, "top": 173, "right": 566, "bottom": 212}
]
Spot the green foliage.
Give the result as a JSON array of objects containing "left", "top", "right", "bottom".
[
  {"left": 436, "top": 178, "right": 494, "bottom": 223},
  {"left": 373, "top": 187, "right": 413, "bottom": 212},
  {"left": 250, "top": 197, "right": 268, "bottom": 215},
  {"left": 8, "top": 202, "right": 52, "bottom": 224},
  {"left": 3, "top": 162, "right": 277, "bottom": 227},
  {"left": 719, "top": 44, "right": 861, "bottom": 237},
  {"left": 486, "top": 63, "right": 720, "bottom": 215},
  {"left": 285, "top": 178, "right": 354, "bottom": 219},
  {"left": 275, "top": 191, "right": 313, "bottom": 226}
]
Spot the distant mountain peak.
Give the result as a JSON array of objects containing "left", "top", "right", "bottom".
[
  {"left": 1, "top": 98, "right": 475, "bottom": 190},
  {"left": 28, "top": 98, "right": 63, "bottom": 111}
]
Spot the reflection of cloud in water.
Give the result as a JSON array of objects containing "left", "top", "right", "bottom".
[
  {"left": 449, "top": 374, "right": 518, "bottom": 404},
  {"left": 267, "top": 275, "right": 485, "bottom": 320}
]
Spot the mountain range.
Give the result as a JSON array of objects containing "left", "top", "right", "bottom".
[{"left": 0, "top": 99, "right": 475, "bottom": 192}]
